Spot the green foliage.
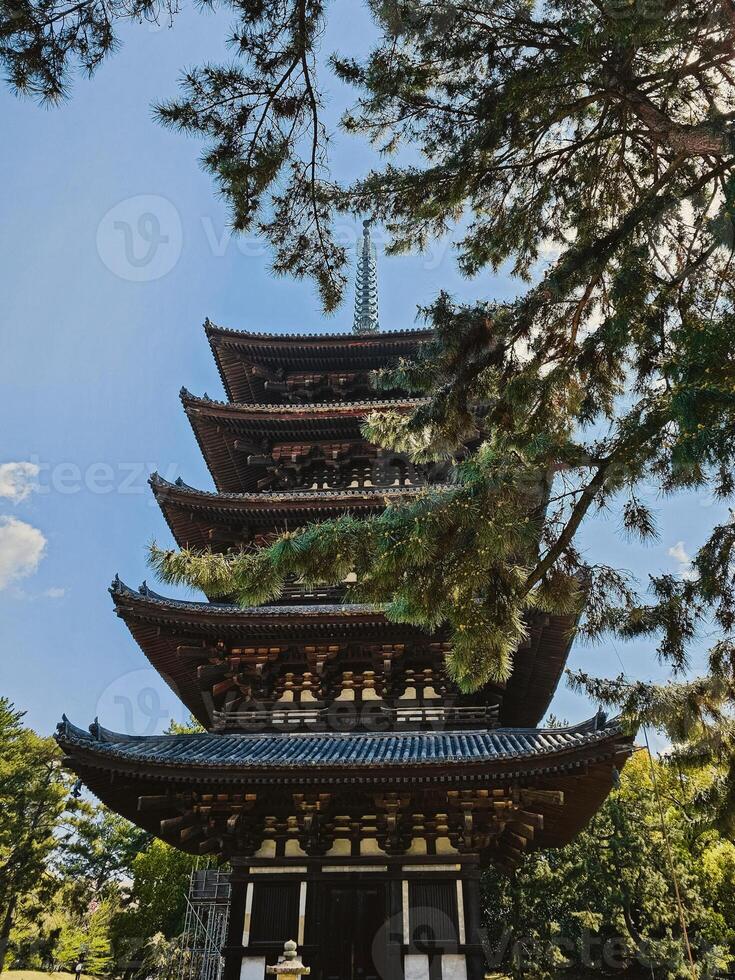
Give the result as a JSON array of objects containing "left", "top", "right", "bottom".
[
  {"left": 5, "top": 0, "right": 734, "bottom": 313},
  {"left": 0, "top": 0, "right": 180, "bottom": 101},
  {"left": 483, "top": 752, "right": 735, "bottom": 978},
  {"left": 165, "top": 714, "right": 205, "bottom": 734},
  {"left": 55, "top": 803, "right": 149, "bottom": 898},
  {"left": 112, "top": 840, "right": 205, "bottom": 945},
  {"left": 0, "top": 698, "right": 71, "bottom": 970},
  {"left": 154, "top": 3, "right": 347, "bottom": 312},
  {"left": 151, "top": 440, "right": 554, "bottom": 689},
  {"left": 6, "top": 883, "right": 66, "bottom": 970},
  {"left": 53, "top": 895, "right": 118, "bottom": 977},
  {"left": 139, "top": 932, "right": 187, "bottom": 980},
  {"left": 567, "top": 671, "right": 735, "bottom": 838},
  {"left": 0, "top": 699, "right": 209, "bottom": 975}
]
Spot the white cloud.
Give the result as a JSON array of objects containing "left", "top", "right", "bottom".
[
  {"left": 0, "top": 516, "right": 46, "bottom": 590},
  {"left": 0, "top": 461, "right": 40, "bottom": 502},
  {"left": 7, "top": 584, "right": 66, "bottom": 601},
  {"left": 537, "top": 238, "right": 562, "bottom": 263},
  {"left": 668, "top": 541, "right": 690, "bottom": 565},
  {"left": 668, "top": 540, "right": 697, "bottom": 581}
]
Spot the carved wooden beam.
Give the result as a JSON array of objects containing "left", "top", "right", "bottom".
[{"left": 520, "top": 789, "right": 564, "bottom": 807}]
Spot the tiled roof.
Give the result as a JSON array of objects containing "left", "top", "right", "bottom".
[
  {"left": 204, "top": 321, "right": 432, "bottom": 342},
  {"left": 203, "top": 321, "right": 432, "bottom": 403},
  {"left": 179, "top": 389, "right": 426, "bottom": 491},
  {"left": 56, "top": 713, "right": 624, "bottom": 771},
  {"left": 149, "top": 472, "right": 434, "bottom": 504},
  {"left": 110, "top": 576, "right": 379, "bottom": 617},
  {"left": 180, "top": 388, "right": 424, "bottom": 414}
]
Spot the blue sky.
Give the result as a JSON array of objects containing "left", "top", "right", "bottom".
[{"left": 0, "top": 1, "right": 725, "bottom": 742}]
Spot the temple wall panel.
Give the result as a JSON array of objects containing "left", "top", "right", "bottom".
[{"left": 223, "top": 858, "right": 486, "bottom": 980}]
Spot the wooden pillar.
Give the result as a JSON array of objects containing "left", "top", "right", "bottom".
[
  {"left": 386, "top": 877, "right": 405, "bottom": 980},
  {"left": 222, "top": 865, "right": 248, "bottom": 980},
  {"left": 462, "top": 872, "right": 485, "bottom": 980}
]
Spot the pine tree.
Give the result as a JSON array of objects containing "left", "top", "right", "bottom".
[
  {"left": 55, "top": 802, "right": 149, "bottom": 897},
  {"left": 5, "top": 0, "right": 735, "bottom": 309},
  {"left": 0, "top": 698, "right": 71, "bottom": 970},
  {"left": 139, "top": 0, "right": 735, "bottom": 829},
  {"left": 6, "top": 0, "right": 735, "bottom": 828}
]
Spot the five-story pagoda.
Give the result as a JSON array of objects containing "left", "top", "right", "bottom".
[{"left": 57, "top": 223, "right": 633, "bottom": 980}]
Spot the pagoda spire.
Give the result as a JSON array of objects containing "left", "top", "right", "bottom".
[{"left": 352, "top": 219, "right": 380, "bottom": 334}]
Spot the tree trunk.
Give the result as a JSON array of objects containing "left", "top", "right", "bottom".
[{"left": 0, "top": 890, "right": 19, "bottom": 972}]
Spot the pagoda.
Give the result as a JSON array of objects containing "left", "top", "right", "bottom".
[{"left": 57, "top": 222, "right": 633, "bottom": 980}]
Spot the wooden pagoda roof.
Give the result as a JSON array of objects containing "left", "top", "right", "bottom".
[
  {"left": 205, "top": 321, "right": 432, "bottom": 403},
  {"left": 110, "top": 579, "right": 576, "bottom": 729},
  {"left": 150, "top": 473, "right": 429, "bottom": 551},
  {"left": 181, "top": 389, "right": 423, "bottom": 493},
  {"left": 57, "top": 712, "right": 628, "bottom": 772},
  {"left": 55, "top": 713, "right": 633, "bottom": 857}
]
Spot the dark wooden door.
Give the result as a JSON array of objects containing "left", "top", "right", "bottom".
[{"left": 321, "top": 884, "right": 386, "bottom": 980}]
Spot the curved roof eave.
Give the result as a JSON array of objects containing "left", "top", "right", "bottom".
[
  {"left": 56, "top": 712, "right": 633, "bottom": 774},
  {"left": 204, "top": 320, "right": 433, "bottom": 344},
  {"left": 180, "top": 388, "right": 426, "bottom": 417}
]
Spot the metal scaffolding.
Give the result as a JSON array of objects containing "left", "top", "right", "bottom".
[{"left": 179, "top": 868, "right": 231, "bottom": 980}]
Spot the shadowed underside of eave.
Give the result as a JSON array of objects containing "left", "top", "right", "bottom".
[
  {"left": 110, "top": 579, "right": 576, "bottom": 729},
  {"left": 205, "top": 321, "right": 433, "bottom": 403},
  {"left": 150, "top": 474, "right": 430, "bottom": 551},
  {"left": 56, "top": 715, "right": 634, "bottom": 862},
  {"left": 180, "top": 391, "right": 426, "bottom": 493}
]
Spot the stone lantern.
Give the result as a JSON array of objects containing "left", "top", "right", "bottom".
[{"left": 265, "top": 940, "right": 310, "bottom": 979}]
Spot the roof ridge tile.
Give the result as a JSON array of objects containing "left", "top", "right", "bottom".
[
  {"left": 205, "top": 321, "right": 432, "bottom": 342},
  {"left": 181, "top": 391, "right": 426, "bottom": 413}
]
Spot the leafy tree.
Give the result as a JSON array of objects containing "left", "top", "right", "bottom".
[
  {"left": 55, "top": 802, "right": 149, "bottom": 901},
  {"left": 482, "top": 751, "right": 735, "bottom": 978},
  {"left": 0, "top": 698, "right": 71, "bottom": 970},
  {"left": 140, "top": 931, "right": 188, "bottom": 980},
  {"left": 701, "top": 839, "right": 735, "bottom": 928},
  {"left": 8, "top": 830, "right": 208, "bottom": 976},
  {"left": 566, "top": 672, "right": 735, "bottom": 839},
  {"left": 53, "top": 893, "right": 118, "bottom": 977},
  {"left": 166, "top": 714, "right": 205, "bottom": 734},
  {"left": 6, "top": 881, "right": 65, "bottom": 970},
  {"left": 112, "top": 839, "right": 207, "bottom": 950}
]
